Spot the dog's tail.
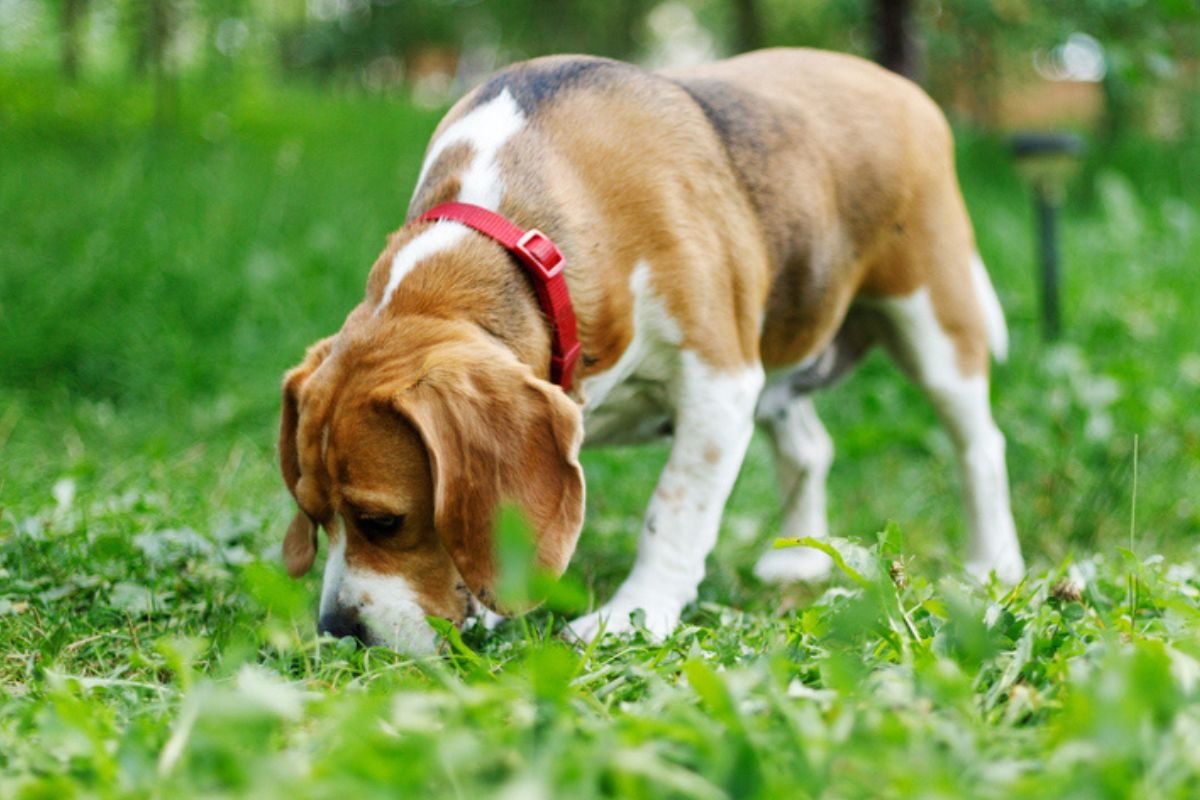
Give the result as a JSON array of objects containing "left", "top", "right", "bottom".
[{"left": 971, "top": 253, "right": 1009, "bottom": 363}]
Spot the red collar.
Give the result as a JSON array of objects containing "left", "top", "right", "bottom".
[{"left": 416, "top": 202, "right": 582, "bottom": 392}]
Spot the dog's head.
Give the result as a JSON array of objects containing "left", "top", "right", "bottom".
[{"left": 278, "top": 317, "right": 585, "bottom": 653}]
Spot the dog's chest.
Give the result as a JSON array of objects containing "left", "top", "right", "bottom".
[
  {"left": 578, "top": 263, "right": 681, "bottom": 447},
  {"left": 581, "top": 374, "right": 673, "bottom": 446}
]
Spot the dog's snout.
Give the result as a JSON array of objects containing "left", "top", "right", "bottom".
[{"left": 318, "top": 609, "right": 368, "bottom": 642}]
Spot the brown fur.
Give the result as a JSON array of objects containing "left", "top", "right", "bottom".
[
  {"left": 661, "top": 50, "right": 990, "bottom": 376},
  {"left": 279, "top": 48, "right": 996, "bottom": 633},
  {"left": 280, "top": 312, "right": 582, "bottom": 618},
  {"left": 279, "top": 336, "right": 335, "bottom": 577}
]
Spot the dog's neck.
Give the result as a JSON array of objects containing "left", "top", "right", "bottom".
[{"left": 361, "top": 217, "right": 557, "bottom": 386}]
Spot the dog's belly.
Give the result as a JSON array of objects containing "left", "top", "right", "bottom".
[{"left": 582, "top": 376, "right": 672, "bottom": 446}]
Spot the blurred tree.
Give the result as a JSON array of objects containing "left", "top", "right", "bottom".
[
  {"left": 874, "top": 0, "right": 917, "bottom": 80},
  {"left": 724, "top": 0, "right": 871, "bottom": 56},
  {"left": 197, "top": 0, "right": 252, "bottom": 74},
  {"left": 18, "top": 0, "right": 1200, "bottom": 146},
  {"left": 922, "top": 0, "right": 1010, "bottom": 126},
  {"left": 920, "top": 0, "right": 1199, "bottom": 139},
  {"left": 118, "top": 0, "right": 178, "bottom": 77},
  {"left": 136, "top": 0, "right": 177, "bottom": 77},
  {"left": 731, "top": 0, "right": 764, "bottom": 53},
  {"left": 498, "top": 0, "right": 655, "bottom": 58},
  {"left": 275, "top": 0, "right": 656, "bottom": 84},
  {"left": 58, "top": 0, "right": 90, "bottom": 81},
  {"left": 123, "top": 0, "right": 182, "bottom": 124}
]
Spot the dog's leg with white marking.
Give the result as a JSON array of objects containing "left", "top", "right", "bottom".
[
  {"left": 569, "top": 354, "right": 765, "bottom": 641},
  {"left": 753, "top": 387, "right": 834, "bottom": 582},
  {"left": 876, "top": 269, "right": 1024, "bottom": 583},
  {"left": 751, "top": 317, "right": 881, "bottom": 583}
]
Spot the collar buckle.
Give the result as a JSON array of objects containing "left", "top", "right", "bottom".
[{"left": 514, "top": 229, "right": 564, "bottom": 279}]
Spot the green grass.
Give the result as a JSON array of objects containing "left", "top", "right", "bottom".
[{"left": 2, "top": 71, "right": 1200, "bottom": 798}]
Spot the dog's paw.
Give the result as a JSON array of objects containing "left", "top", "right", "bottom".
[
  {"left": 753, "top": 546, "right": 834, "bottom": 584},
  {"left": 564, "top": 598, "right": 681, "bottom": 644}
]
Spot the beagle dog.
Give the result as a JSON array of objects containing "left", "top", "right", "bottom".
[{"left": 279, "top": 48, "right": 1025, "bottom": 653}]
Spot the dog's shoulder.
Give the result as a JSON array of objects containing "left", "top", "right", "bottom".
[{"left": 465, "top": 55, "right": 651, "bottom": 118}]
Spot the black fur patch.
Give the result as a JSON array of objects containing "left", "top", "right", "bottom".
[
  {"left": 673, "top": 78, "right": 759, "bottom": 153},
  {"left": 472, "top": 57, "right": 634, "bottom": 115},
  {"left": 672, "top": 77, "right": 785, "bottom": 244}
]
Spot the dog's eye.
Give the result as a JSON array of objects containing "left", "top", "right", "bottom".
[{"left": 357, "top": 514, "right": 405, "bottom": 542}]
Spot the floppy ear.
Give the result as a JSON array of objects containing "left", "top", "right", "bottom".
[
  {"left": 394, "top": 352, "right": 585, "bottom": 612},
  {"left": 278, "top": 336, "right": 336, "bottom": 578}
]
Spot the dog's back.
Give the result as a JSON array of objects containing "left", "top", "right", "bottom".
[
  {"left": 664, "top": 49, "right": 975, "bottom": 370},
  {"left": 416, "top": 49, "right": 980, "bottom": 375}
]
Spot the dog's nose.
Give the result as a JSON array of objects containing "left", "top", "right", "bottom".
[{"left": 318, "top": 609, "right": 368, "bottom": 642}]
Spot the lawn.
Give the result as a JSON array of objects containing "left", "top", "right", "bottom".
[{"left": 2, "top": 71, "right": 1200, "bottom": 798}]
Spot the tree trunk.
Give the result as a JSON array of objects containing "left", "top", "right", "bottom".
[
  {"left": 61, "top": 0, "right": 88, "bottom": 82},
  {"left": 732, "top": 0, "right": 763, "bottom": 53},
  {"left": 146, "top": 0, "right": 178, "bottom": 127},
  {"left": 146, "top": 0, "right": 172, "bottom": 75},
  {"left": 615, "top": 0, "right": 649, "bottom": 59},
  {"left": 875, "top": 0, "right": 919, "bottom": 82}
]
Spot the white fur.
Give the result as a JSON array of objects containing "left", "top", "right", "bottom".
[
  {"left": 319, "top": 523, "right": 347, "bottom": 616},
  {"left": 375, "top": 90, "right": 527, "bottom": 315},
  {"left": 874, "top": 287, "right": 1024, "bottom": 582},
  {"left": 581, "top": 262, "right": 683, "bottom": 445},
  {"left": 376, "top": 223, "right": 468, "bottom": 314},
  {"left": 752, "top": 389, "right": 834, "bottom": 582},
  {"left": 971, "top": 254, "right": 1009, "bottom": 363},
  {"left": 414, "top": 88, "right": 526, "bottom": 210},
  {"left": 572, "top": 266, "right": 766, "bottom": 639},
  {"left": 320, "top": 529, "right": 437, "bottom": 654},
  {"left": 569, "top": 350, "right": 764, "bottom": 641}
]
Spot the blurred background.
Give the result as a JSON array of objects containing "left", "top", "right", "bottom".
[
  {"left": 3, "top": 0, "right": 1198, "bottom": 129},
  {"left": 1, "top": 0, "right": 1198, "bottom": 565},
  {"left": 2, "top": 0, "right": 1198, "bottom": 395},
  {"left": 4, "top": 0, "right": 1200, "bottom": 126}
]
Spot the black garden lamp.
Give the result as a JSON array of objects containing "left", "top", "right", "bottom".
[{"left": 1011, "top": 132, "right": 1085, "bottom": 340}]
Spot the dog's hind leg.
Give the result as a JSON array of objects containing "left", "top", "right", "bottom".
[
  {"left": 752, "top": 315, "right": 879, "bottom": 583},
  {"left": 754, "top": 390, "right": 835, "bottom": 583},
  {"left": 871, "top": 260, "right": 1024, "bottom": 583}
]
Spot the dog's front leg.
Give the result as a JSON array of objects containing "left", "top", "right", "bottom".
[{"left": 569, "top": 355, "right": 764, "bottom": 642}]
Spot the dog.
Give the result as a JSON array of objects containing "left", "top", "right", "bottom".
[{"left": 277, "top": 48, "right": 1025, "bottom": 653}]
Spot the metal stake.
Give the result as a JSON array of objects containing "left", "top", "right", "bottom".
[
  {"left": 1035, "top": 186, "right": 1061, "bottom": 340},
  {"left": 1011, "top": 132, "right": 1084, "bottom": 342}
]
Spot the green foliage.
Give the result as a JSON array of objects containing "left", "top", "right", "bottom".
[
  {"left": 5, "top": 489, "right": 1200, "bottom": 797},
  {"left": 0, "top": 69, "right": 442, "bottom": 405},
  {"left": 2, "top": 73, "right": 1200, "bottom": 797}
]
